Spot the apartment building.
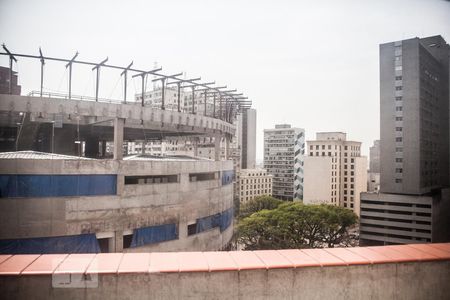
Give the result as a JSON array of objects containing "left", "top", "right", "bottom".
[
  {"left": 238, "top": 169, "right": 273, "bottom": 204},
  {"left": 264, "top": 124, "right": 305, "bottom": 200},
  {"left": 303, "top": 132, "right": 367, "bottom": 216}
]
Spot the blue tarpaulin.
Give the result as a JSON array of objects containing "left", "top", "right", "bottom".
[
  {"left": 130, "top": 223, "right": 178, "bottom": 248},
  {"left": 195, "top": 208, "right": 233, "bottom": 234},
  {"left": 219, "top": 208, "right": 233, "bottom": 232},
  {"left": 0, "top": 174, "right": 117, "bottom": 198},
  {"left": 0, "top": 234, "right": 100, "bottom": 254},
  {"left": 222, "top": 170, "right": 234, "bottom": 186}
]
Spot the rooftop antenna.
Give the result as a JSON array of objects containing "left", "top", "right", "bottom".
[{"left": 2, "top": 44, "right": 17, "bottom": 94}]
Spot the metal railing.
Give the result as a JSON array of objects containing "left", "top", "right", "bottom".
[{"left": 1, "top": 44, "right": 252, "bottom": 123}]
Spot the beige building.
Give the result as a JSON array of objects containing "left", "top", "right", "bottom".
[
  {"left": 303, "top": 132, "right": 367, "bottom": 216},
  {"left": 238, "top": 169, "right": 273, "bottom": 204}
]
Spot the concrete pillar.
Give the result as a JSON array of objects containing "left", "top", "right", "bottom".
[
  {"left": 114, "top": 230, "right": 124, "bottom": 252},
  {"left": 193, "top": 138, "right": 198, "bottom": 157},
  {"left": 214, "top": 135, "right": 221, "bottom": 161},
  {"left": 225, "top": 135, "right": 230, "bottom": 160},
  {"left": 114, "top": 118, "right": 124, "bottom": 160}
]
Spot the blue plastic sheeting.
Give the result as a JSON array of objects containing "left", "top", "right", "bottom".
[
  {"left": 130, "top": 223, "right": 178, "bottom": 248},
  {"left": 222, "top": 170, "right": 234, "bottom": 186},
  {"left": 219, "top": 208, "right": 233, "bottom": 232},
  {"left": 0, "top": 234, "right": 100, "bottom": 254},
  {"left": 0, "top": 174, "right": 117, "bottom": 198},
  {"left": 196, "top": 208, "right": 234, "bottom": 234},
  {"left": 196, "top": 213, "right": 221, "bottom": 233}
]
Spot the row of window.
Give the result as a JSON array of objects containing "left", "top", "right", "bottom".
[{"left": 124, "top": 172, "right": 222, "bottom": 185}]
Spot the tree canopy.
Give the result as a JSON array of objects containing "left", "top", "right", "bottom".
[
  {"left": 237, "top": 202, "right": 358, "bottom": 250},
  {"left": 239, "top": 195, "right": 284, "bottom": 219}
]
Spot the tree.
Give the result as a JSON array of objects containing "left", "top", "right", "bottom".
[
  {"left": 237, "top": 202, "right": 358, "bottom": 250},
  {"left": 239, "top": 195, "right": 283, "bottom": 219}
]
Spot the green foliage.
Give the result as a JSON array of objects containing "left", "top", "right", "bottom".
[
  {"left": 239, "top": 195, "right": 284, "bottom": 219},
  {"left": 237, "top": 202, "right": 358, "bottom": 250}
]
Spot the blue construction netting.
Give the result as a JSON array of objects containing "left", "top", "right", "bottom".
[
  {"left": 0, "top": 234, "right": 100, "bottom": 254},
  {"left": 196, "top": 208, "right": 233, "bottom": 234},
  {"left": 222, "top": 170, "right": 234, "bottom": 186},
  {"left": 130, "top": 223, "right": 178, "bottom": 248},
  {"left": 0, "top": 174, "right": 117, "bottom": 198}
]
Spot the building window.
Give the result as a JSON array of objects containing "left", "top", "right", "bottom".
[
  {"left": 395, "top": 86, "right": 402, "bottom": 91},
  {"left": 396, "top": 147, "right": 403, "bottom": 152},
  {"left": 396, "top": 137, "right": 403, "bottom": 142},
  {"left": 396, "top": 168, "right": 403, "bottom": 173},
  {"left": 395, "top": 96, "right": 402, "bottom": 101},
  {"left": 396, "top": 106, "right": 403, "bottom": 111},
  {"left": 395, "top": 76, "right": 403, "bottom": 80},
  {"left": 395, "top": 178, "right": 402, "bottom": 183},
  {"left": 396, "top": 127, "right": 403, "bottom": 131},
  {"left": 396, "top": 158, "right": 403, "bottom": 162},
  {"left": 395, "top": 117, "right": 403, "bottom": 121}
]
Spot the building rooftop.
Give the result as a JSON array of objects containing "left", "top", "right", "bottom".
[
  {"left": 0, "top": 151, "right": 92, "bottom": 160},
  {"left": 123, "top": 154, "right": 208, "bottom": 162}
]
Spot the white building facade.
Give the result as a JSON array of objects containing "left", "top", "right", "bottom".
[{"left": 303, "top": 132, "right": 367, "bottom": 216}]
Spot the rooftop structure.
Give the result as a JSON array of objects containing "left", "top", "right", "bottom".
[{"left": 0, "top": 47, "right": 251, "bottom": 254}]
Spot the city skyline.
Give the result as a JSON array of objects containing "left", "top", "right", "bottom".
[{"left": 1, "top": 0, "right": 450, "bottom": 161}]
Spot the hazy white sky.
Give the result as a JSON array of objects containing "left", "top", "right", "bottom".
[{"left": 1, "top": 0, "right": 449, "bottom": 160}]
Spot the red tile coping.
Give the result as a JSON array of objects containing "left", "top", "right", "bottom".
[{"left": 0, "top": 243, "right": 449, "bottom": 276}]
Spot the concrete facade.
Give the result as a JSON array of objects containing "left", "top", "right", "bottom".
[
  {"left": 237, "top": 108, "right": 256, "bottom": 169},
  {"left": 0, "top": 92, "right": 239, "bottom": 253},
  {"left": 1, "top": 244, "right": 449, "bottom": 300},
  {"left": 361, "top": 35, "right": 450, "bottom": 246},
  {"left": 0, "top": 155, "right": 234, "bottom": 252},
  {"left": 380, "top": 36, "right": 449, "bottom": 195},
  {"left": 304, "top": 132, "right": 367, "bottom": 216},
  {"left": 264, "top": 124, "right": 305, "bottom": 200}
]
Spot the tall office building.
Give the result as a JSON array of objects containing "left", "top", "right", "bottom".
[
  {"left": 237, "top": 108, "right": 257, "bottom": 169},
  {"left": 303, "top": 132, "right": 367, "bottom": 216},
  {"left": 360, "top": 35, "right": 450, "bottom": 245},
  {"left": 264, "top": 124, "right": 305, "bottom": 200},
  {"left": 367, "top": 140, "right": 380, "bottom": 192}
]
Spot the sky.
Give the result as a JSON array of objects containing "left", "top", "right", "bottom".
[{"left": 1, "top": 0, "right": 450, "bottom": 161}]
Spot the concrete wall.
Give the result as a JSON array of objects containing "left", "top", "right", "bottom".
[
  {"left": 0, "top": 158, "right": 234, "bottom": 252},
  {"left": 1, "top": 248, "right": 449, "bottom": 300},
  {"left": 303, "top": 156, "right": 332, "bottom": 204}
]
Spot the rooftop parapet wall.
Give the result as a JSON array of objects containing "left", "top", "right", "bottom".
[{"left": 0, "top": 243, "right": 449, "bottom": 299}]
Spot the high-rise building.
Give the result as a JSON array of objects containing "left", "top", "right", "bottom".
[
  {"left": 360, "top": 35, "right": 450, "bottom": 245},
  {"left": 303, "top": 132, "right": 367, "bottom": 216},
  {"left": 367, "top": 140, "right": 380, "bottom": 192},
  {"left": 237, "top": 108, "right": 256, "bottom": 169},
  {"left": 0, "top": 67, "right": 21, "bottom": 95},
  {"left": 237, "top": 169, "right": 273, "bottom": 204},
  {"left": 263, "top": 124, "right": 305, "bottom": 200}
]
